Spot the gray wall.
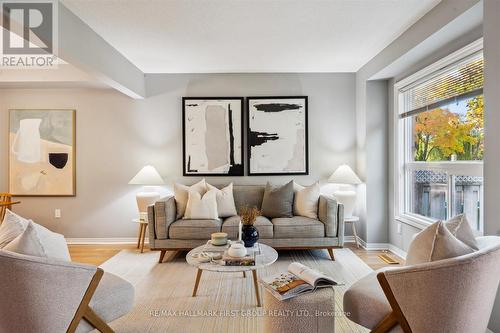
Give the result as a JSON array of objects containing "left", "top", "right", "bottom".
[
  {"left": 365, "top": 80, "right": 388, "bottom": 244},
  {"left": 0, "top": 73, "right": 356, "bottom": 239}
]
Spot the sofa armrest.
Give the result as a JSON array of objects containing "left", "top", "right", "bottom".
[
  {"left": 318, "top": 195, "right": 344, "bottom": 244},
  {"left": 147, "top": 205, "right": 156, "bottom": 248},
  {"left": 148, "top": 196, "right": 176, "bottom": 242}
]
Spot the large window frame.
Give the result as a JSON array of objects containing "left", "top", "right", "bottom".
[{"left": 394, "top": 39, "right": 484, "bottom": 233}]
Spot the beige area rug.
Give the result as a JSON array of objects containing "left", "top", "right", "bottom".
[{"left": 100, "top": 248, "right": 371, "bottom": 333}]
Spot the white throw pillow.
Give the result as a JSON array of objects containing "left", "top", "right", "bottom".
[
  {"left": 405, "top": 221, "right": 474, "bottom": 266},
  {"left": 4, "top": 221, "right": 71, "bottom": 261},
  {"left": 0, "top": 209, "right": 29, "bottom": 248},
  {"left": 207, "top": 183, "right": 237, "bottom": 217},
  {"left": 174, "top": 179, "right": 207, "bottom": 219},
  {"left": 183, "top": 189, "right": 218, "bottom": 220},
  {"left": 293, "top": 182, "right": 320, "bottom": 219},
  {"left": 444, "top": 214, "right": 479, "bottom": 250}
]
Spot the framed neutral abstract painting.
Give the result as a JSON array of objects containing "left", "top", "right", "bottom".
[
  {"left": 247, "top": 96, "right": 308, "bottom": 175},
  {"left": 9, "top": 109, "right": 76, "bottom": 196},
  {"left": 183, "top": 97, "right": 244, "bottom": 176}
]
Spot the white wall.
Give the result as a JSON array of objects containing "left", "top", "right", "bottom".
[{"left": 0, "top": 73, "right": 356, "bottom": 238}]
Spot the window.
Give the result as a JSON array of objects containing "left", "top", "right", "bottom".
[{"left": 395, "top": 41, "right": 484, "bottom": 233}]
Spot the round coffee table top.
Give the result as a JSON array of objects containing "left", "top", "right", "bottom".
[{"left": 186, "top": 243, "right": 278, "bottom": 272}]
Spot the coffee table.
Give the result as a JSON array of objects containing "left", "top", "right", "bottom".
[{"left": 186, "top": 243, "right": 278, "bottom": 307}]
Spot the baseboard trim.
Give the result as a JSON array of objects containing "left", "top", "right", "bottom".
[
  {"left": 344, "top": 236, "right": 407, "bottom": 259},
  {"left": 66, "top": 238, "right": 149, "bottom": 245},
  {"left": 387, "top": 244, "right": 407, "bottom": 260},
  {"left": 68, "top": 237, "right": 406, "bottom": 259}
]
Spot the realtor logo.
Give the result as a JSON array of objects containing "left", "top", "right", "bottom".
[{"left": 1, "top": 0, "right": 58, "bottom": 68}]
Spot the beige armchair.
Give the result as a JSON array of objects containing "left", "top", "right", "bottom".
[
  {"left": 0, "top": 249, "right": 134, "bottom": 333},
  {"left": 344, "top": 236, "right": 500, "bottom": 333}
]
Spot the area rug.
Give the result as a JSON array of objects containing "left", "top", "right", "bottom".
[{"left": 100, "top": 248, "right": 371, "bottom": 333}]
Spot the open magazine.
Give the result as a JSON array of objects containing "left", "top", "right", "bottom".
[{"left": 260, "top": 262, "right": 341, "bottom": 300}]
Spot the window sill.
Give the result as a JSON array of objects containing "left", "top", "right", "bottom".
[{"left": 395, "top": 214, "right": 434, "bottom": 230}]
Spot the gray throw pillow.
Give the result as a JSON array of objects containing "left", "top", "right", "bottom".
[{"left": 261, "top": 181, "right": 294, "bottom": 218}]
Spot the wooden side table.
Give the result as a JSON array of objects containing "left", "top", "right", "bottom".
[
  {"left": 345, "top": 216, "right": 360, "bottom": 248},
  {"left": 133, "top": 219, "right": 148, "bottom": 253}
]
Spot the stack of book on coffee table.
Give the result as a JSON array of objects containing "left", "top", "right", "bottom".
[{"left": 223, "top": 243, "right": 261, "bottom": 266}]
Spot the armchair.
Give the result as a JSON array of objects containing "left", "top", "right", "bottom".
[
  {"left": 0, "top": 249, "right": 134, "bottom": 333},
  {"left": 344, "top": 236, "right": 500, "bottom": 333}
]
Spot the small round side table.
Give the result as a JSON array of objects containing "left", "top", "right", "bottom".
[
  {"left": 345, "top": 216, "right": 360, "bottom": 248},
  {"left": 132, "top": 219, "right": 148, "bottom": 253}
]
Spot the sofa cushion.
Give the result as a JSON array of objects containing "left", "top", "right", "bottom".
[
  {"left": 261, "top": 181, "right": 294, "bottom": 218},
  {"left": 207, "top": 183, "right": 237, "bottom": 217},
  {"left": 293, "top": 182, "right": 320, "bottom": 219},
  {"left": 343, "top": 269, "right": 402, "bottom": 332},
  {"left": 272, "top": 217, "right": 325, "bottom": 238},
  {"left": 445, "top": 214, "right": 479, "bottom": 250},
  {"left": 76, "top": 272, "right": 135, "bottom": 333},
  {"left": 168, "top": 219, "right": 222, "bottom": 240},
  {"left": 184, "top": 190, "right": 218, "bottom": 220},
  {"left": 406, "top": 221, "right": 474, "bottom": 266},
  {"left": 222, "top": 216, "right": 273, "bottom": 239},
  {"left": 4, "top": 221, "right": 71, "bottom": 261},
  {"left": 174, "top": 179, "right": 207, "bottom": 219},
  {"left": 233, "top": 186, "right": 265, "bottom": 212},
  {"left": 0, "top": 209, "right": 29, "bottom": 248}
]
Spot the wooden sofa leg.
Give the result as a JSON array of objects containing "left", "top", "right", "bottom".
[
  {"left": 327, "top": 248, "right": 335, "bottom": 261},
  {"left": 158, "top": 250, "right": 167, "bottom": 263}
]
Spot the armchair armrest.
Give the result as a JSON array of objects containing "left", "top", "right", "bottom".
[
  {"left": 0, "top": 250, "right": 98, "bottom": 332},
  {"left": 148, "top": 196, "right": 176, "bottom": 243},
  {"left": 318, "top": 195, "right": 344, "bottom": 243},
  {"left": 376, "top": 251, "right": 500, "bottom": 333}
]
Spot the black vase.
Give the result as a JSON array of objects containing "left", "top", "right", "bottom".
[{"left": 242, "top": 224, "right": 259, "bottom": 248}]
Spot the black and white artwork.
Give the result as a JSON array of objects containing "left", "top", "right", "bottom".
[
  {"left": 247, "top": 96, "right": 308, "bottom": 175},
  {"left": 183, "top": 97, "right": 244, "bottom": 176}
]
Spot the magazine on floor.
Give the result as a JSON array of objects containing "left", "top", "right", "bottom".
[{"left": 260, "top": 262, "right": 341, "bottom": 300}]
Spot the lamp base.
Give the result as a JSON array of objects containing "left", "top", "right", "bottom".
[
  {"left": 136, "top": 191, "right": 160, "bottom": 221},
  {"left": 333, "top": 190, "right": 356, "bottom": 218}
]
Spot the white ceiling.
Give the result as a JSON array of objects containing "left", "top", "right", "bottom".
[{"left": 61, "top": 0, "right": 440, "bottom": 74}]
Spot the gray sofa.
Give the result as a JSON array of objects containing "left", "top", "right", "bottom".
[{"left": 147, "top": 185, "right": 344, "bottom": 263}]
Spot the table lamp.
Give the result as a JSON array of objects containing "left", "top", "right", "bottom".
[
  {"left": 128, "top": 165, "right": 165, "bottom": 221},
  {"left": 328, "top": 164, "right": 362, "bottom": 218}
]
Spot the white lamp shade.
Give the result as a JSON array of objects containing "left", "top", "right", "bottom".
[
  {"left": 328, "top": 164, "right": 362, "bottom": 185},
  {"left": 128, "top": 165, "right": 165, "bottom": 185}
]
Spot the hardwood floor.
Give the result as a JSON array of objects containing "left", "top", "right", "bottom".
[
  {"left": 345, "top": 243, "right": 403, "bottom": 270},
  {"left": 68, "top": 244, "right": 144, "bottom": 266},
  {"left": 68, "top": 242, "right": 403, "bottom": 269}
]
